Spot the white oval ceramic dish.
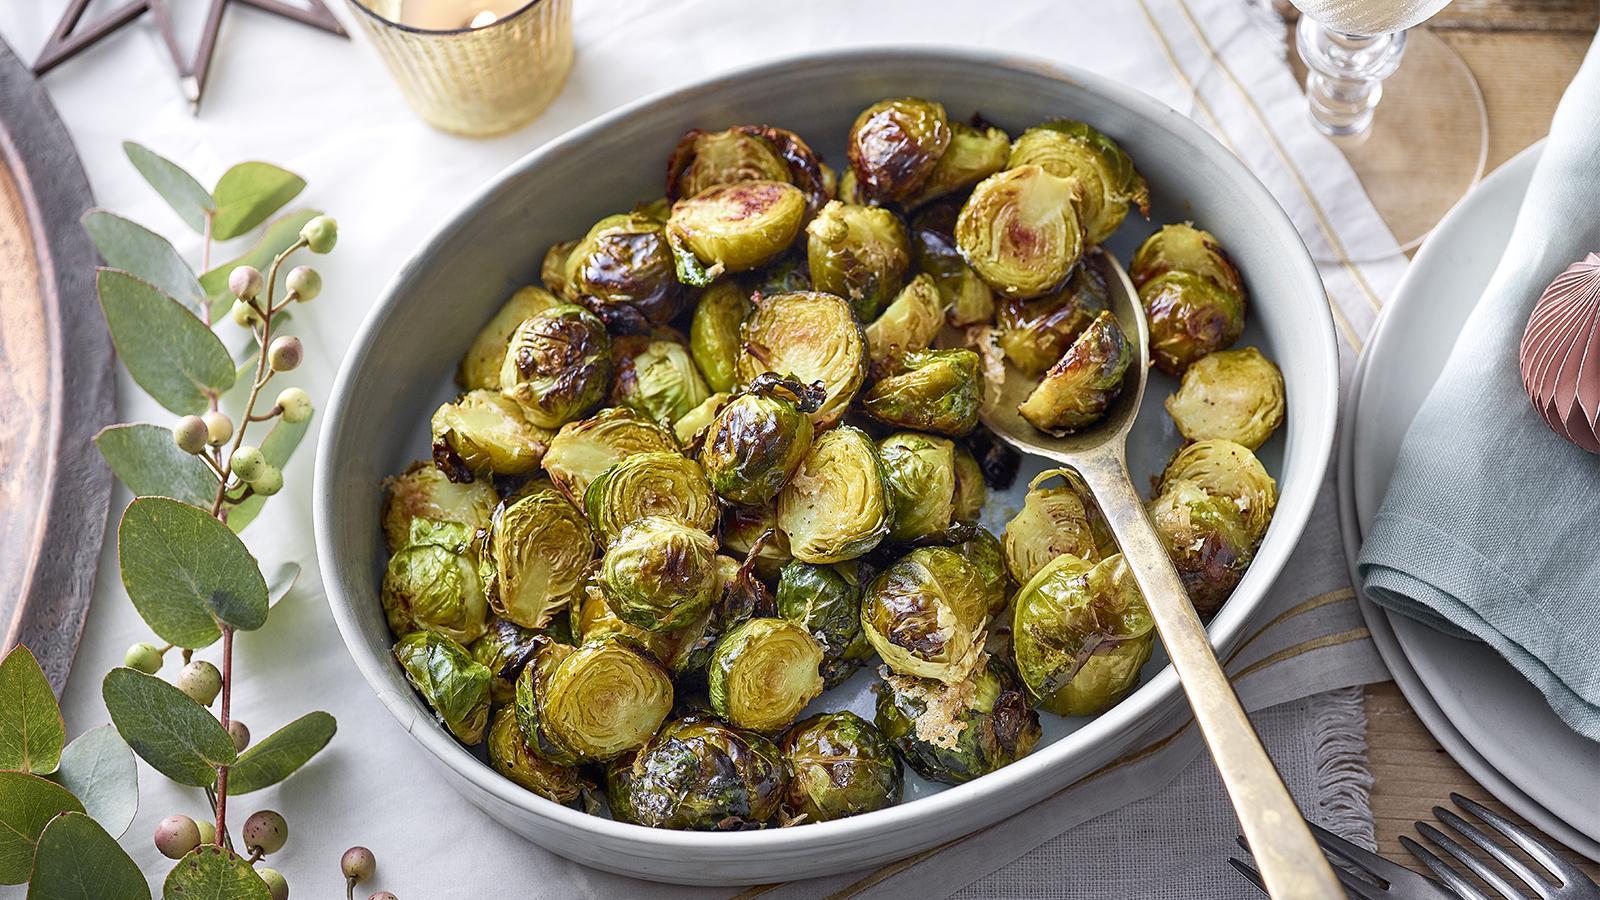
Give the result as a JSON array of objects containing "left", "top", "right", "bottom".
[
  {"left": 1337, "top": 143, "right": 1600, "bottom": 862},
  {"left": 315, "top": 48, "right": 1338, "bottom": 885}
]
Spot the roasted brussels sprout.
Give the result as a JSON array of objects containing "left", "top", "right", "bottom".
[
  {"left": 470, "top": 617, "right": 546, "bottom": 707},
  {"left": 780, "top": 712, "right": 902, "bottom": 821},
  {"left": 910, "top": 200, "right": 994, "bottom": 326},
  {"left": 956, "top": 165, "right": 1085, "bottom": 300},
  {"left": 1164, "top": 347, "right": 1285, "bottom": 450},
  {"left": 861, "top": 546, "right": 991, "bottom": 684},
  {"left": 541, "top": 239, "right": 578, "bottom": 297},
  {"left": 381, "top": 461, "right": 496, "bottom": 552},
  {"left": 381, "top": 519, "right": 490, "bottom": 644},
  {"left": 609, "top": 334, "right": 711, "bottom": 427},
  {"left": 667, "top": 125, "right": 830, "bottom": 216},
  {"left": 864, "top": 273, "right": 945, "bottom": 376},
  {"left": 487, "top": 706, "right": 584, "bottom": 803},
  {"left": 664, "top": 554, "right": 769, "bottom": 678},
  {"left": 846, "top": 97, "right": 952, "bottom": 204},
  {"left": 1007, "top": 120, "right": 1149, "bottom": 244},
  {"left": 877, "top": 432, "right": 957, "bottom": 544},
  {"left": 951, "top": 446, "right": 987, "bottom": 524},
  {"left": 430, "top": 390, "right": 551, "bottom": 480},
  {"left": 742, "top": 248, "right": 812, "bottom": 296},
  {"left": 958, "top": 526, "right": 1012, "bottom": 618},
  {"left": 1012, "top": 553, "right": 1155, "bottom": 716},
  {"left": 499, "top": 304, "right": 612, "bottom": 428},
  {"left": 996, "top": 257, "right": 1110, "bottom": 377},
  {"left": 608, "top": 716, "right": 785, "bottom": 829},
  {"left": 862, "top": 348, "right": 983, "bottom": 438},
  {"left": 1130, "top": 222, "right": 1244, "bottom": 297},
  {"left": 776, "top": 425, "right": 890, "bottom": 564},
  {"left": 599, "top": 517, "right": 720, "bottom": 632},
  {"left": 873, "top": 657, "right": 1040, "bottom": 784},
  {"left": 576, "top": 581, "right": 680, "bottom": 662},
  {"left": 487, "top": 486, "right": 594, "bottom": 629},
  {"left": 1017, "top": 309, "right": 1132, "bottom": 436},
  {"left": 394, "top": 630, "right": 492, "bottom": 745},
  {"left": 805, "top": 200, "right": 911, "bottom": 321},
  {"left": 667, "top": 181, "right": 807, "bottom": 283},
  {"left": 903, "top": 121, "right": 1010, "bottom": 209},
  {"left": 1146, "top": 479, "right": 1254, "bottom": 617},
  {"left": 525, "top": 637, "right": 674, "bottom": 761},
  {"left": 708, "top": 618, "right": 824, "bottom": 732},
  {"left": 458, "top": 286, "right": 560, "bottom": 390},
  {"left": 1003, "top": 468, "right": 1105, "bottom": 585},
  {"left": 700, "top": 373, "right": 823, "bottom": 507},
  {"left": 737, "top": 291, "right": 868, "bottom": 429},
  {"left": 674, "top": 391, "right": 732, "bottom": 449},
  {"left": 584, "top": 450, "right": 718, "bottom": 547},
  {"left": 1156, "top": 439, "right": 1277, "bottom": 545},
  {"left": 1131, "top": 225, "right": 1246, "bottom": 375},
  {"left": 721, "top": 504, "right": 792, "bottom": 582},
  {"left": 540, "top": 408, "right": 678, "bottom": 505},
  {"left": 688, "top": 280, "right": 751, "bottom": 393},
  {"left": 776, "top": 561, "right": 873, "bottom": 688},
  {"left": 562, "top": 213, "right": 685, "bottom": 326}
]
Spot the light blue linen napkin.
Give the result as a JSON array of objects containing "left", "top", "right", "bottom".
[{"left": 1357, "top": 33, "right": 1600, "bottom": 741}]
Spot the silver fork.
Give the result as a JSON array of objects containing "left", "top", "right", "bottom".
[
  {"left": 1400, "top": 793, "right": 1600, "bottom": 900},
  {"left": 1232, "top": 822, "right": 1459, "bottom": 898}
]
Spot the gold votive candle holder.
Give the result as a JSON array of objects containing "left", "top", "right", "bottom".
[{"left": 348, "top": 0, "right": 573, "bottom": 138}]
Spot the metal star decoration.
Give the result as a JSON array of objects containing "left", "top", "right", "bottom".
[{"left": 33, "top": 0, "right": 347, "bottom": 111}]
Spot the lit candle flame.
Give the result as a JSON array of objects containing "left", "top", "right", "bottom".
[{"left": 468, "top": 8, "right": 498, "bottom": 28}]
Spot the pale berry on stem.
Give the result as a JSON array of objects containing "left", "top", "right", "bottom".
[
  {"left": 203, "top": 410, "right": 234, "bottom": 446},
  {"left": 229, "top": 265, "right": 264, "bottom": 301},
  {"left": 287, "top": 265, "right": 321, "bottom": 302},
  {"left": 243, "top": 810, "right": 288, "bottom": 856},
  {"left": 178, "top": 660, "right": 222, "bottom": 706},
  {"left": 124, "top": 642, "right": 163, "bottom": 674},
  {"left": 154, "top": 815, "right": 201, "bottom": 859},
  {"left": 228, "top": 720, "right": 251, "bottom": 752},
  {"left": 268, "top": 336, "right": 303, "bottom": 373},
  {"left": 173, "top": 416, "right": 210, "bottom": 455},
  {"left": 301, "top": 216, "right": 338, "bottom": 254}
]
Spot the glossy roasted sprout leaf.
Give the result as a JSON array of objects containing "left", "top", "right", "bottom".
[
  {"left": 1003, "top": 468, "right": 1107, "bottom": 585},
  {"left": 996, "top": 258, "right": 1110, "bottom": 378},
  {"left": 864, "top": 273, "right": 945, "bottom": 377},
  {"left": 486, "top": 706, "right": 583, "bottom": 804},
  {"left": 488, "top": 487, "right": 593, "bottom": 629},
  {"left": 1007, "top": 120, "right": 1149, "bottom": 244},
  {"left": 598, "top": 517, "right": 719, "bottom": 632},
  {"left": 0, "top": 646, "right": 64, "bottom": 775},
  {"left": 81, "top": 209, "right": 206, "bottom": 313},
  {"left": 27, "top": 811, "right": 150, "bottom": 900},
  {"left": 430, "top": 390, "right": 551, "bottom": 479},
  {"left": 119, "top": 497, "right": 268, "bottom": 643},
  {"left": 737, "top": 291, "right": 868, "bottom": 429},
  {"left": 909, "top": 200, "right": 993, "bottom": 327},
  {"left": 584, "top": 451, "right": 717, "bottom": 547},
  {"left": 1156, "top": 439, "right": 1277, "bottom": 545},
  {"left": 955, "top": 165, "right": 1084, "bottom": 300},
  {"left": 607, "top": 716, "right": 785, "bottom": 829},
  {"left": 1017, "top": 309, "right": 1132, "bottom": 436},
  {"left": 563, "top": 213, "right": 685, "bottom": 326},
  {"left": 877, "top": 432, "right": 957, "bottom": 544},
  {"left": 94, "top": 424, "right": 218, "bottom": 509},
  {"left": 873, "top": 658, "right": 1040, "bottom": 785},
  {"left": 805, "top": 200, "right": 911, "bottom": 321},
  {"left": 381, "top": 461, "right": 496, "bottom": 553},
  {"left": 47, "top": 726, "right": 137, "bottom": 838},
  {"left": 161, "top": 844, "right": 272, "bottom": 900},
  {"left": 1164, "top": 347, "right": 1285, "bottom": 450},
  {"left": 780, "top": 712, "right": 902, "bottom": 822},
  {"left": 200, "top": 210, "right": 320, "bottom": 319},
  {"left": 537, "top": 638, "right": 674, "bottom": 761},
  {"left": 209, "top": 161, "right": 306, "bottom": 240},
  {"left": 609, "top": 335, "right": 710, "bottom": 427},
  {"left": 707, "top": 618, "right": 824, "bottom": 732},
  {"left": 688, "top": 280, "right": 751, "bottom": 394},
  {"left": 458, "top": 286, "right": 561, "bottom": 390},
  {"left": 500, "top": 305, "right": 612, "bottom": 429},
  {"left": 861, "top": 348, "right": 983, "bottom": 438},
  {"left": 775, "top": 562, "right": 872, "bottom": 688},
  {"left": 98, "top": 269, "right": 236, "bottom": 416},
  {"left": 1146, "top": 478, "right": 1255, "bottom": 617},
  {"left": 394, "top": 631, "right": 492, "bottom": 745},
  {"left": 776, "top": 426, "right": 890, "bottom": 564},
  {"left": 860, "top": 547, "right": 990, "bottom": 684},
  {"left": 102, "top": 667, "right": 235, "bottom": 787},
  {"left": 224, "top": 711, "right": 336, "bottom": 794},
  {"left": 123, "top": 141, "right": 213, "bottom": 234},
  {"left": 1011, "top": 553, "right": 1154, "bottom": 715},
  {"left": 667, "top": 180, "right": 806, "bottom": 275},
  {"left": 846, "top": 97, "right": 952, "bottom": 203},
  {"left": 902, "top": 121, "right": 1010, "bottom": 209},
  {"left": 0, "top": 772, "right": 83, "bottom": 885},
  {"left": 699, "top": 374, "right": 820, "bottom": 507}
]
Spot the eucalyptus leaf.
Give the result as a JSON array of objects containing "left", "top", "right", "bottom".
[
  {"left": 162, "top": 845, "right": 271, "bottom": 900},
  {"left": 0, "top": 646, "right": 65, "bottom": 774},
  {"left": 201, "top": 210, "right": 320, "bottom": 319},
  {"left": 82, "top": 209, "right": 206, "bottom": 313},
  {"left": 226, "top": 417, "right": 310, "bottom": 532},
  {"left": 48, "top": 726, "right": 138, "bottom": 838},
  {"left": 102, "top": 668, "right": 235, "bottom": 787},
  {"left": 27, "top": 812, "right": 150, "bottom": 900},
  {"left": 120, "top": 496, "right": 268, "bottom": 640},
  {"left": 0, "top": 772, "right": 82, "bottom": 884},
  {"left": 209, "top": 163, "right": 305, "bottom": 241},
  {"left": 95, "top": 424, "right": 219, "bottom": 509},
  {"left": 98, "top": 269, "right": 236, "bottom": 416},
  {"left": 225, "top": 711, "right": 335, "bottom": 794},
  {"left": 123, "top": 142, "right": 214, "bottom": 235},
  {"left": 265, "top": 562, "right": 300, "bottom": 608}
]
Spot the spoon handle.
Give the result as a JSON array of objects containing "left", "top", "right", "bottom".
[{"left": 1074, "top": 450, "right": 1342, "bottom": 899}]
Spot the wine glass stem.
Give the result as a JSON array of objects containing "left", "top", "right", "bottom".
[{"left": 1296, "top": 15, "right": 1407, "bottom": 137}]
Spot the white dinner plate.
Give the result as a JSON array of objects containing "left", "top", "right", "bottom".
[{"left": 1338, "top": 142, "right": 1600, "bottom": 862}]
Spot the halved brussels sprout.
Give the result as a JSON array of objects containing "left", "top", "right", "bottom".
[
  {"left": 780, "top": 712, "right": 902, "bottom": 822},
  {"left": 575, "top": 581, "right": 680, "bottom": 662},
  {"left": 487, "top": 705, "right": 584, "bottom": 803},
  {"left": 381, "top": 520, "right": 490, "bottom": 643},
  {"left": 722, "top": 504, "right": 792, "bottom": 582},
  {"left": 457, "top": 286, "right": 560, "bottom": 390},
  {"left": 776, "top": 561, "right": 873, "bottom": 688},
  {"left": 607, "top": 715, "right": 785, "bottom": 830},
  {"left": 664, "top": 554, "right": 770, "bottom": 679},
  {"left": 958, "top": 526, "right": 1012, "bottom": 618},
  {"left": 540, "top": 239, "right": 578, "bottom": 297},
  {"left": 1007, "top": 120, "right": 1149, "bottom": 244},
  {"left": 382, "top": 461, "right": 497, "bottom": 552},
  {"left": 862, "top": 348, "right": 983, "bottom": 438},
  {"left": 708, "top": 618, "right": 825, "bottom": 732},
  {"left": 1012, "top": 553, "right": 1155, "bottom": 715},
  {"left": 956, "top": 165, "right": 1084, "bottom": 300},
  {"left": 805, "top": 200, "right": 911, "bottom": 321},
  {"left": 487, "top": 486, "right": 594, "bottom": 629},
  {"left": 1156, "top": 439, "right": 1277, "bottom": 545},
  {"left": 910, "top": 200, "right": 994, "bottom": 326},
  {"left": 674, "top": 391, "right": 732, "bottom": 450},
  {"left": 1140, "top": 271, "right": 1246, "bottom": 375},
  {"left": 737, "top": 291, "right": 868, "bottom": 429},
  {"left": 531, "top": 637, "right": 674, "bottom": 761},
  {"left": 873, "top": 657, "right": 1040, "bottom": 784},
  {"left": 541, "top": 408, "right": 678, "bottom": 505},
  {"left": 470, "top": 617, "right": 547, "bottom": 707},
  {"left": 699, "top": 373, "right": 823, "bottom": 507},
  {"left": 394, "top": 630, "right": 492, "bottom": 745},
  {"left": 562, "top": 213, "right": 685, "bottom": 327},
  {"left": 861, "top": 546, "right": 990, "bottom": 684},
  {"left": 1164, "top": 347, "right": 1285, "bottom": 450},
  {"left": 689, "top": 280, "right": 751, "bottom": 393},
  {"left": 667, "top": 181, "right": 807, "bottom": 283},
  {"left": 1017, "top": 309, "right": 1132, "bottom": 436},
  {"left": 776, "top": 426, "right": 890, "bottom": 563},
  {"left": 1003, "top": 468, "right": 1105, "bottom": 585},
  {"left": 584, "top": 450, "right": 718, "bottom": 547},
  {"left": 430, "top": 390, "right": 551, "bottom": 480},
  {"left": 951, "top": 447, "right": 987, "bottom": 524},
  {"left": 1130, "top": 222, "right": 1244, "bottom": 297},
  {"left": 865, "top": 273, "right": 945, "bottom": 377},
  {"left": 609, "top": 334, "right": 711, "bottom": 428},
  {"left": 1146, "top": 479, "right": 1254, "bottom": 617},
  {"left": 996, "top": 258, "right": 1110, "bottom": 377},
  {"left": 903, "top": 121, "right": 1010, "bottom": 209},
  {"left": 513, "top": 640, "right": 584, "bottom": 766},
  {"left": 877, "top": 432, "right": 957, "bottom": 545},
  {"left": 598, "top": 517, "right": 720, "bottom": 632},
  {"left": 666, "top": 125, "right": 830, "bottom": 216},
  {"left": 499, "top": 304, "right": 612, "bottom": 428},
  {"left": 846, "top": 97, "right": 952, "bottom": 204}
]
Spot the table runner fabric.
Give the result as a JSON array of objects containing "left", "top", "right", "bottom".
[
  {"left": 0, "top": 0, "right": 1402, "bottom": 896},
  {"left": 1358, "top": 32, "right": 1600, "bottom": 742}
]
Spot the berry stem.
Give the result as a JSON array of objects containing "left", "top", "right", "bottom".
[{"left": 214, "top": 626, "right": 233, "bottom": 846}]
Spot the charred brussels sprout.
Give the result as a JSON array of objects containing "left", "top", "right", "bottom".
[
  {"left": 1007, "top": 120, "right": 1149, "bottom": 244},
  {"left": 667, "top": 181, "right": 807, "bottom": 283},
  {"left": 609, "top": 334, "right": 711, "bottom": 427},
  {"left": 608, "top": 716, "right": 785, "bottom": 830},
  {"left": 499, "top": 305, "right": 612, "bottom": 428},
  {"left": 873, "top": 658, "right": 1040, "bottom": 784},
  {"left": 541, "top": 239, "right": 578, "bottom": 297},
  {"left": 878, "top": 432, "right": 957, "bottom": 544},
  {"left": 394, "top": 630, "right": 492, "bottom": 745},
  {"left": 776, "top": 561, "right": 873, "bottom": 688},
  {"left": 598, "top": 517, "right": 720, "bottom": 632},
  {"left": 996, "top": 257, "right": 1110, "bottom": 377},
  {"left": 664, "top": 554, "right": 769, "bottom": 679},
  {"left": 700, "top": 374, "right": 823, "bottom": 506},
  {"left": 1157, "top": 439, "right": 1277, "bottom": 545},
  {"left": 903, "top": 121, "right": 1010, "bottom": 209},
  {"left": 563, "top": 213, "right": 685, "bottom": 326},
  {"left": 846, "top": 97, "right": 952, "bottom": 204},
  {"left": 1164, "top": 347, "right": 1285, "bottom": 450},
  {"left": 487, "top": 706, "right": 584, "bottom": 803},
  {"left": 674, "top": 391, "right": 731, "bottom": 449},
  {"left": 529, "top": 637, "right": 674, "bottom": 761},
  {"left": 1131, "top": 225, "right": 1246, "bottom": 374},
  {"left": 1003, "top": 468, "right": 1106, "bottom": 585},
  {"left": 541, "top": 408, "right": 678, "bottom": 505},
  {"left": 865, "top": 273, "right": 945, "bottom": 376},
  {"left": 457, "top": 286, "right": 560, "bottom": 390},
  {"left": 722, "top": 505, "right": 792, "bottom": 582},
  {"left": 487, "top": 486, "right": 594, "bottom": 629},
  {"left": 584, "top": 450, "right": 718, "bottom": 547},
  {"left": 382, "top": 461, "right": 496, "bottom": 552},
  {"left": 781, "top": 712, "right": 902, "bottom": 821},
  {"left": 1012, "top": 553, "right": 1155, "bottom": 716},
  {"left": 805, "top": 200, "right": 911, "bottom": 321},
  {"left": 956, "top": 165, "right": 1084, "bottom": 299},
  {"left": 776, "top": 426, "right": 890, "bottom": 564},
  {"left": 689, "top": 280, "right": 751, "bottom": 393},
  {"left": 862, "top": 348, "right": 983, "bottom": 438},
  {"left": 1146, "top": 479, "right": 1254, "bottom": 617},
  {"left": 958, "top": 526, "right": 1012, "bottom": 618},
  {"left": 861, "top": 547, "right": 991, "bottom": 684},
  {"left": 910, "top": 200, "right": 994, "bottom": 326},
  {"left": 737, "top": 291, "right": 868, "bottom": 429},
  {"left": 667, "top": 125, "right": 829, "bottom": 216},
  {"left": 381, "top": 519, "right": 490, "bottom": 643},
  {"left": 1130, "top": 222, "right": 1244, "bottom": 297},
  {"left": 951, "top": 447, "right": 987, "bottom": 524},
  {"left": 430, "top": 390, "right": 551, "bottom": 480},
  {"left": 576, "top": 582, "right": 680, "bottom": 662},
  {"left": 470, "top": 617, "right": 546, "bottom": 706},
  {"left": 708, "top": 618, "right": 825, "bottom": 732},
  {"left": 1017, "top": 309, "right": 1132, "bottom": 436}
]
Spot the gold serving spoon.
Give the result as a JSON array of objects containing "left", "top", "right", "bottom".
[{"left": 979, "top": 252, "right": 1342, "bottom": 899}]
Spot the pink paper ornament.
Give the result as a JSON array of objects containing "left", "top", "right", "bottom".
[{"left": 1520, "top": 252, "right": 1600, "bottom": 453}]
